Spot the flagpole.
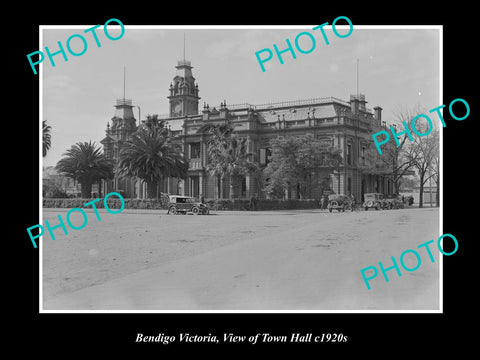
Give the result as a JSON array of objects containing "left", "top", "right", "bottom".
[
  {"left": 123, "top": 66, "right": 126, "bottom": 101},
  {"left": 356, "top": 58, "right": 359, "bottom": 95}
]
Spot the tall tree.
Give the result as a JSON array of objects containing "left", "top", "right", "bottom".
[
  {"left": 377, "top": 106, "right": 423, "bottom": 193},
  {"left": 56, "top": 141, "right": 113, "bottom": 198},
  {"left": 140, "top": 114, "right": 167, "bottom": 133},
  {"left": 206, "top": 124, "right": 257, "bottom": 199},
  {"left": 408, "top": 128, "right": 439, "bottom": 208},
  {"left": 118, "top": 126, "right": 188, "bottom": 199},
  {"left": 43, "top": 120, "right": 51, "bottom": 157},
  {"left": 264, "top": 134, "right": 343, "bottom": 199}
]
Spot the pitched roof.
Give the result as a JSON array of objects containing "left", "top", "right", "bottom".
[{"left": 100, "top": 134, "right": 119, "bottom": 144}]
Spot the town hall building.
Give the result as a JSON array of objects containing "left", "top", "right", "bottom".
[{"left": 100, "top": 58, "right": 393, "bottom": 202}]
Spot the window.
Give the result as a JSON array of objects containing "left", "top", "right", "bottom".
[
  {"left": 347, "top": 144, "right": 352, "bottom": 165},
  {"left": 347, "top": 177, "right": 352, "bottom": 195},
  {"left": 241, "top": 178, "right": 247, "bottom": 197},
  {"left": 318, "top": 137, "right": 333, "bottom": 147},
  {"left": 361, "top": 146, "right": 366, "bottom": 165},
  {"left": 190, "top": 142, "right": 201, "bottom": 159},
  {"left": 259, "top": 148, "right": 272, "bottom": 165}
]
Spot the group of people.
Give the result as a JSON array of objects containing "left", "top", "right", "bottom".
[{"left": 401, "top": 195, "right": 414, "bottom": 206}]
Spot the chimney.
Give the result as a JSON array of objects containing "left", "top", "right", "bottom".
[
  {"left": 350, "top": 95, "right": 359, "bottom": 113},
  {"left": 374, "top": 106, "right": 382, "bottom": 123},
  {"left": 202, "top": 103, "right": 210, "bottom": 121}
]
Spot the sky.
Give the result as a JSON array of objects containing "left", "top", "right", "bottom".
[{"left": 41, "top": 25, "right": 440, "bottom": 167}]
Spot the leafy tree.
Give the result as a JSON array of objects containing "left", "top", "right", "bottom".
[
  {"left": 56, "top": 141, "right": 113, "bottom": 198},
  {"left": 43, "top": 120, "right": 51, "bottom": 157},
  {"left": 206, "top": 124, "right": 257, "bottom": 199},
  {"left": 43, "top": 182, "right": 68, "bottom": 198},
  {"left": 118, "top": 125, "right": 188, "bottom": 199},
  {"left": 263, "top": 134, "right": 343, "bottom": 199}
]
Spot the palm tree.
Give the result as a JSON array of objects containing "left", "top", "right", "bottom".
[
  {"left": 206, "top": 125, "right": 258, "bottom": 199},
  {"left": 140, "top": 114, "right": 168, "bottom": 133},
  {"left": 43, "top": 120, "right": 51, "bottom": 157},
  {"left": 118, "top": 127, "right": 188, "bottom": 199},
  {"left": 56, "top": 141, "right": 114, "bottom": 198}
]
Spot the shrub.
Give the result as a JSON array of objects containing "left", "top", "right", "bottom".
[
  {"left": 43, "top": 197, "right": 320, "bottom": 211},
  {"left": 43, "top": 198, "right": 168, "bottom": 210}
]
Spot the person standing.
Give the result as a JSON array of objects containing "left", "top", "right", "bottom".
[
  {"left": 320, "top": 196, "right": 325, "bottom": 211},
  {"left": 322, "top": 195, "right": 328, "bottom": 211},
  {"left": 249, "top": 194, "right": 257, "bottom": 211}
]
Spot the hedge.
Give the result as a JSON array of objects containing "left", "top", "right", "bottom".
[
  {"left": 43, "top": 197, "right": 320, "bottom": 211},
  {"left": 43, "top": 198, "right": 167, "bottom": 210},
  {"left": 207, "top": 199, "right": 319, "bottom": 211}
]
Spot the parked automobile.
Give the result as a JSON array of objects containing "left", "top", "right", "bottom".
[
  {"left": 328, "top": 194, "right": 352, "bottom": 212},
  {"left": 384, "top": 194, "right": 405, "bottom": 209},
  {"left": 380, "top": 196, "right": 391, "bottom": 210},
  {"left": 167, "top": 195, "right": 209, "bottom": 215},
  {"left": 363, "top": 193, "right": 383, "bottom": 211}
]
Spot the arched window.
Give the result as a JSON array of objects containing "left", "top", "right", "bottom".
[{"left": 241, "top": 177, "right": 247, "bottom": 197}]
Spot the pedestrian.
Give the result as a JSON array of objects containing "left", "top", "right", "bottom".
[
  {"left": 322, "top": 195, "right": 328, "bottom": 211},
  {"left": 320, "top": 196, "right": 325, "bottom": 211},
  {"left": 249, "top": 194, "right": 257, "bottom": 211},
  {"left": 350, "top": 193, "right": 355, "bottom": 211}
]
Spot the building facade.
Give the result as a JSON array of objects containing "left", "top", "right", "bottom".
[{"left": 101, "top": 58, "right": 393, "bottom": 202}]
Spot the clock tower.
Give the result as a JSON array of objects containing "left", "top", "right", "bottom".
[{"left": 168, "top": 59, "right": 200, "bottom": 117}]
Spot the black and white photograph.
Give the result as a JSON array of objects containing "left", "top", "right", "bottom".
[
  {"left": 15, "top": 6, "right": 476, "bottom": 353},
  {"left": 39, "top": 25, "right": 442, "bottom": 312}
]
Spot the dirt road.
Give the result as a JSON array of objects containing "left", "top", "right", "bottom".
[{"left": 42, "top": 207, "right": 440, "bottom": 311}]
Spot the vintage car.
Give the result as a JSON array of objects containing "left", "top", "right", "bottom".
[
  {"left": 167, "top": 195, "right": 209, "bottom": 215},
  {"left": 363, "top": 193, "right": 383, "bottom": 211},
  {"left": 327, "top": 194, "right": 352, "bottom": 212},
  {"left": 384, "top": 194, "right": 405, "bottom": 209}
]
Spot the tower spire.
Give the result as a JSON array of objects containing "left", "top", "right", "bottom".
[{"left": 183, "top": 32, "right": 186, "bottom": 61}]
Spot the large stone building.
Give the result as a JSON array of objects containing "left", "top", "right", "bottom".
[{"left": 101, "top": 58, "right": 393, "bottom": 202}]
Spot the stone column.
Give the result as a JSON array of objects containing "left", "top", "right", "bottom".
[{"left": 199, "top": 173, "right": 204, "bottom": 197}]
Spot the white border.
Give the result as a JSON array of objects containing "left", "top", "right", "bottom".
[{"left": 39, "top": 24, "right": 443, "bottom": 314}]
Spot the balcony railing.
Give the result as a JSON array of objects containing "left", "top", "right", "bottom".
[
  {"left": 116, "top": 98, "right": 133, "bottom": 106},
  {"left": 189, "top": 159, "right": 203, "bottom": 169},
  {"left": 227, "top": 97, "right": 352, "bottom": 112}
]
